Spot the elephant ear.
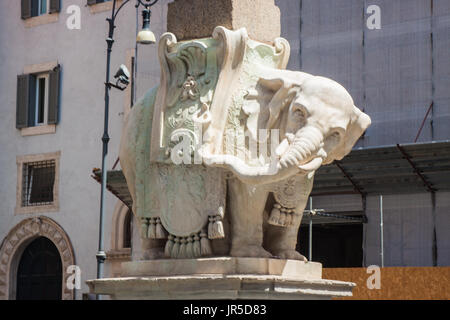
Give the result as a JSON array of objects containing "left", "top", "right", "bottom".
[
  {"left": 324, "top": 106, "right": 371, "bottom": 164},
  {"left": 257, "top": 76, "right": 300, "bottom": 130}
]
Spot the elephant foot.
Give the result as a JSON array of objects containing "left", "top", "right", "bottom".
[
  {"left": 230, "top": 245, "right": 273, "bottom": 258},
  {"left": 272, "top": 249, "right": 308, "bottom": 261}
]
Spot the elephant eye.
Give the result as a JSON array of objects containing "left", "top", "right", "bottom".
[
  {"left": 329, "top": 129, "right": 344, "bottom": 141},
  {"left": 292, "top": 108, "right": 306, "bottom": 120},
  {"left": 291, "top": 102, "right": 308, "bottom": 117}
]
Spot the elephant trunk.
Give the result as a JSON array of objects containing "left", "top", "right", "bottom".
[
  {"left": 202, "top": 154, "right": 304, "bottom": 185},
  {"left": 280, "top": 125, "right": 325, "bottom": 168},
  {"left": 200, "top": 125, "right": 326, "bottom": 185}
]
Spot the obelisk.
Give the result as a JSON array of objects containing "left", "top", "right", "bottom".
[{"left": 167, "top": 0, "right": 281, "bottom": 43}]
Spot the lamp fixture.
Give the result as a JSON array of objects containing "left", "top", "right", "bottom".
[{"left": 137, "top": 7, "right": 156, "bottom": 45}]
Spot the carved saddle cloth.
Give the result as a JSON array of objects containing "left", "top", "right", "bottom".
[{"left": 137, "top": 36, "right": 227, "bottom": 258}]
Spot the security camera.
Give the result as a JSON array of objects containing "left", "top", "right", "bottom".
[{"left": 114, "top": 64, "right": 130, "bottom": 86}]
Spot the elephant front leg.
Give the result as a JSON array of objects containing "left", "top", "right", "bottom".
[
  {"left": 228, "top": 178, "right": 272, "bottom": 258},
  {"left": 264, "top": 173, "right": 314, "bottom": 261},
  {"left": 264, "top": 209, "right": 307, "bottom": 261}
]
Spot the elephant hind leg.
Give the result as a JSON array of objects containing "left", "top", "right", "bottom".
[{"left": 139, "top": 239, "right": 166, "bottom": 260}]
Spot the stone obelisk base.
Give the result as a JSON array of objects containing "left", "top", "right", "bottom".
[{"left": 86, "top": 258, "right": 355, "bottom": 300}]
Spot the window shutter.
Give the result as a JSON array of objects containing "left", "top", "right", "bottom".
[
  {"left": 21, "top": 0, "right": 32, "bottom": 19},
  {"left": 48, "top": 66, "right": 61, "bottom": 125},
  {"left": 31, "top": 0, "right": 38, "bottom": 17},
  {"left": 16, "top": 75, "right": 31, "bottom": 129},
  {"left": 28, "top": 75, "right": 36, "bottom": 126},
  {"left": 87, "top": 0, "right": 98, "bottom": 5},
  {"left": 49, "top": 0, "right": 61, "bottom": 14}
]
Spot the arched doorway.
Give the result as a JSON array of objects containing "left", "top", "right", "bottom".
[
  {"left": 107, "top": 202, "right": 132, "bottom": 277},
  {"left": 0, "top": 217, "right": 75, "bottom": 300},
  {"left": 16, "top": 237, "right": 62, "bottom": 300},
  {"left": 123, "top": 209, "right": 133, "bottom": 249}
]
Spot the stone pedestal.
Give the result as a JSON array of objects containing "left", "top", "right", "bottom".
[
  {"left": 87, "top": 258, "right": 355, "bottom": 300},
  {"left": 167, "top": 0, "right": 281, "bottom": 42}
]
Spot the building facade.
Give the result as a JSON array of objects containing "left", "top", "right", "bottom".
[
  {"left": 278, "top": 0, "right": 450, "bottom": 269},
  {"left": 0, "top": 0, "right": 449, "bottom": 300},
  {"left": 0, "top": 0, "right": 167, "bottom": 299}
]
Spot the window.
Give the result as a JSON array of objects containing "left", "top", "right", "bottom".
[
  {"left": 21, "top": 0, "right": 61, "bottom": 19},
  {"left": 35, "top": 74, "right": 48, "bottom": 126},
  {"left": 16, "top": 66, "right": 60, "bottom": 131},
  {"left": 22, "top": 160, "right": 56, "bottom": 207},
  {"left": 34, "top": 0, "right": 48, "bottom": 17},
  {"left": 16, "top": 152, "right": 60, "bottom": 215}
]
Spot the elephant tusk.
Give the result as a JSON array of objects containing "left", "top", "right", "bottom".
[{"left": 297, "top": 157, "right": 323, "bottom": 172}]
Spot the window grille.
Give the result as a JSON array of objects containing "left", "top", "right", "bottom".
[{"left": 22, "top": 160, "right": 56, "bottom": 207}]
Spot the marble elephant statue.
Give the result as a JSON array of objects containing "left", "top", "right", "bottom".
[{"left": 119, "top": 26, "right": 371, "bottom": 260}]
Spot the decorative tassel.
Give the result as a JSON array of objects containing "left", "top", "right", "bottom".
[
  {"left": 186, "top": 236, "right": 194, "bottom": 258},
  {"left": 147, "top": 218, "right": 157, "bottom": 239},
  {"left": 212, "top": 217, "right": 225, "bottom": 239},
  {"left": 171, "top": 237, "right": 180, "bottom": 258},
  {"left": 216, "top": 206, "right": 225, "bottom": 238},
  {"left": 208, "top": 206, "right": 225, "bottom": 239},
  {"left": 284, "top": 211, "right": 292, "bottom": 226},
  {"left": 164, "top": 235, "right": 174, "bottom": 258},
  {"left": 200, "top": 231, "right": 212, "bottom": 256},
  {"left": 193, "top": 234, "right": 201, "bottom": 257},
  {"left": 208, "top": 216, "right": 214, "bottom": 238},
  {"left": 290, "top": 210, "right": 297, "bottom": 226},
  {"left": 179, "top": 238, "right": 187, "bottom": 258},
  {"left": 140, "top": 218, "right": 149, "bottom": 238},
  {"left": 268, "top": 204, "right": 281, "bottom": 226},
  {"left": 218, "top": 206, "right": 224, "bottom": 219},
  {"left": 155, "top": 218, "right": 167, "bottom": 239},
  {"left": 214, "top": 218, "right": 225, "bottom": 238},
  {"left": 269, "top": 203, "right": 297, "bottom": 227},
  {"left": 290, "top": 211, "right": 299, "bottom": 226},
  {"left": 278, "top": 209, "right": 286, "bottom": 226}
]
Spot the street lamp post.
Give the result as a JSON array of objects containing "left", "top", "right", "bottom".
[{"left": 96, "top": 0, "right": 159, "bottom": 298}]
